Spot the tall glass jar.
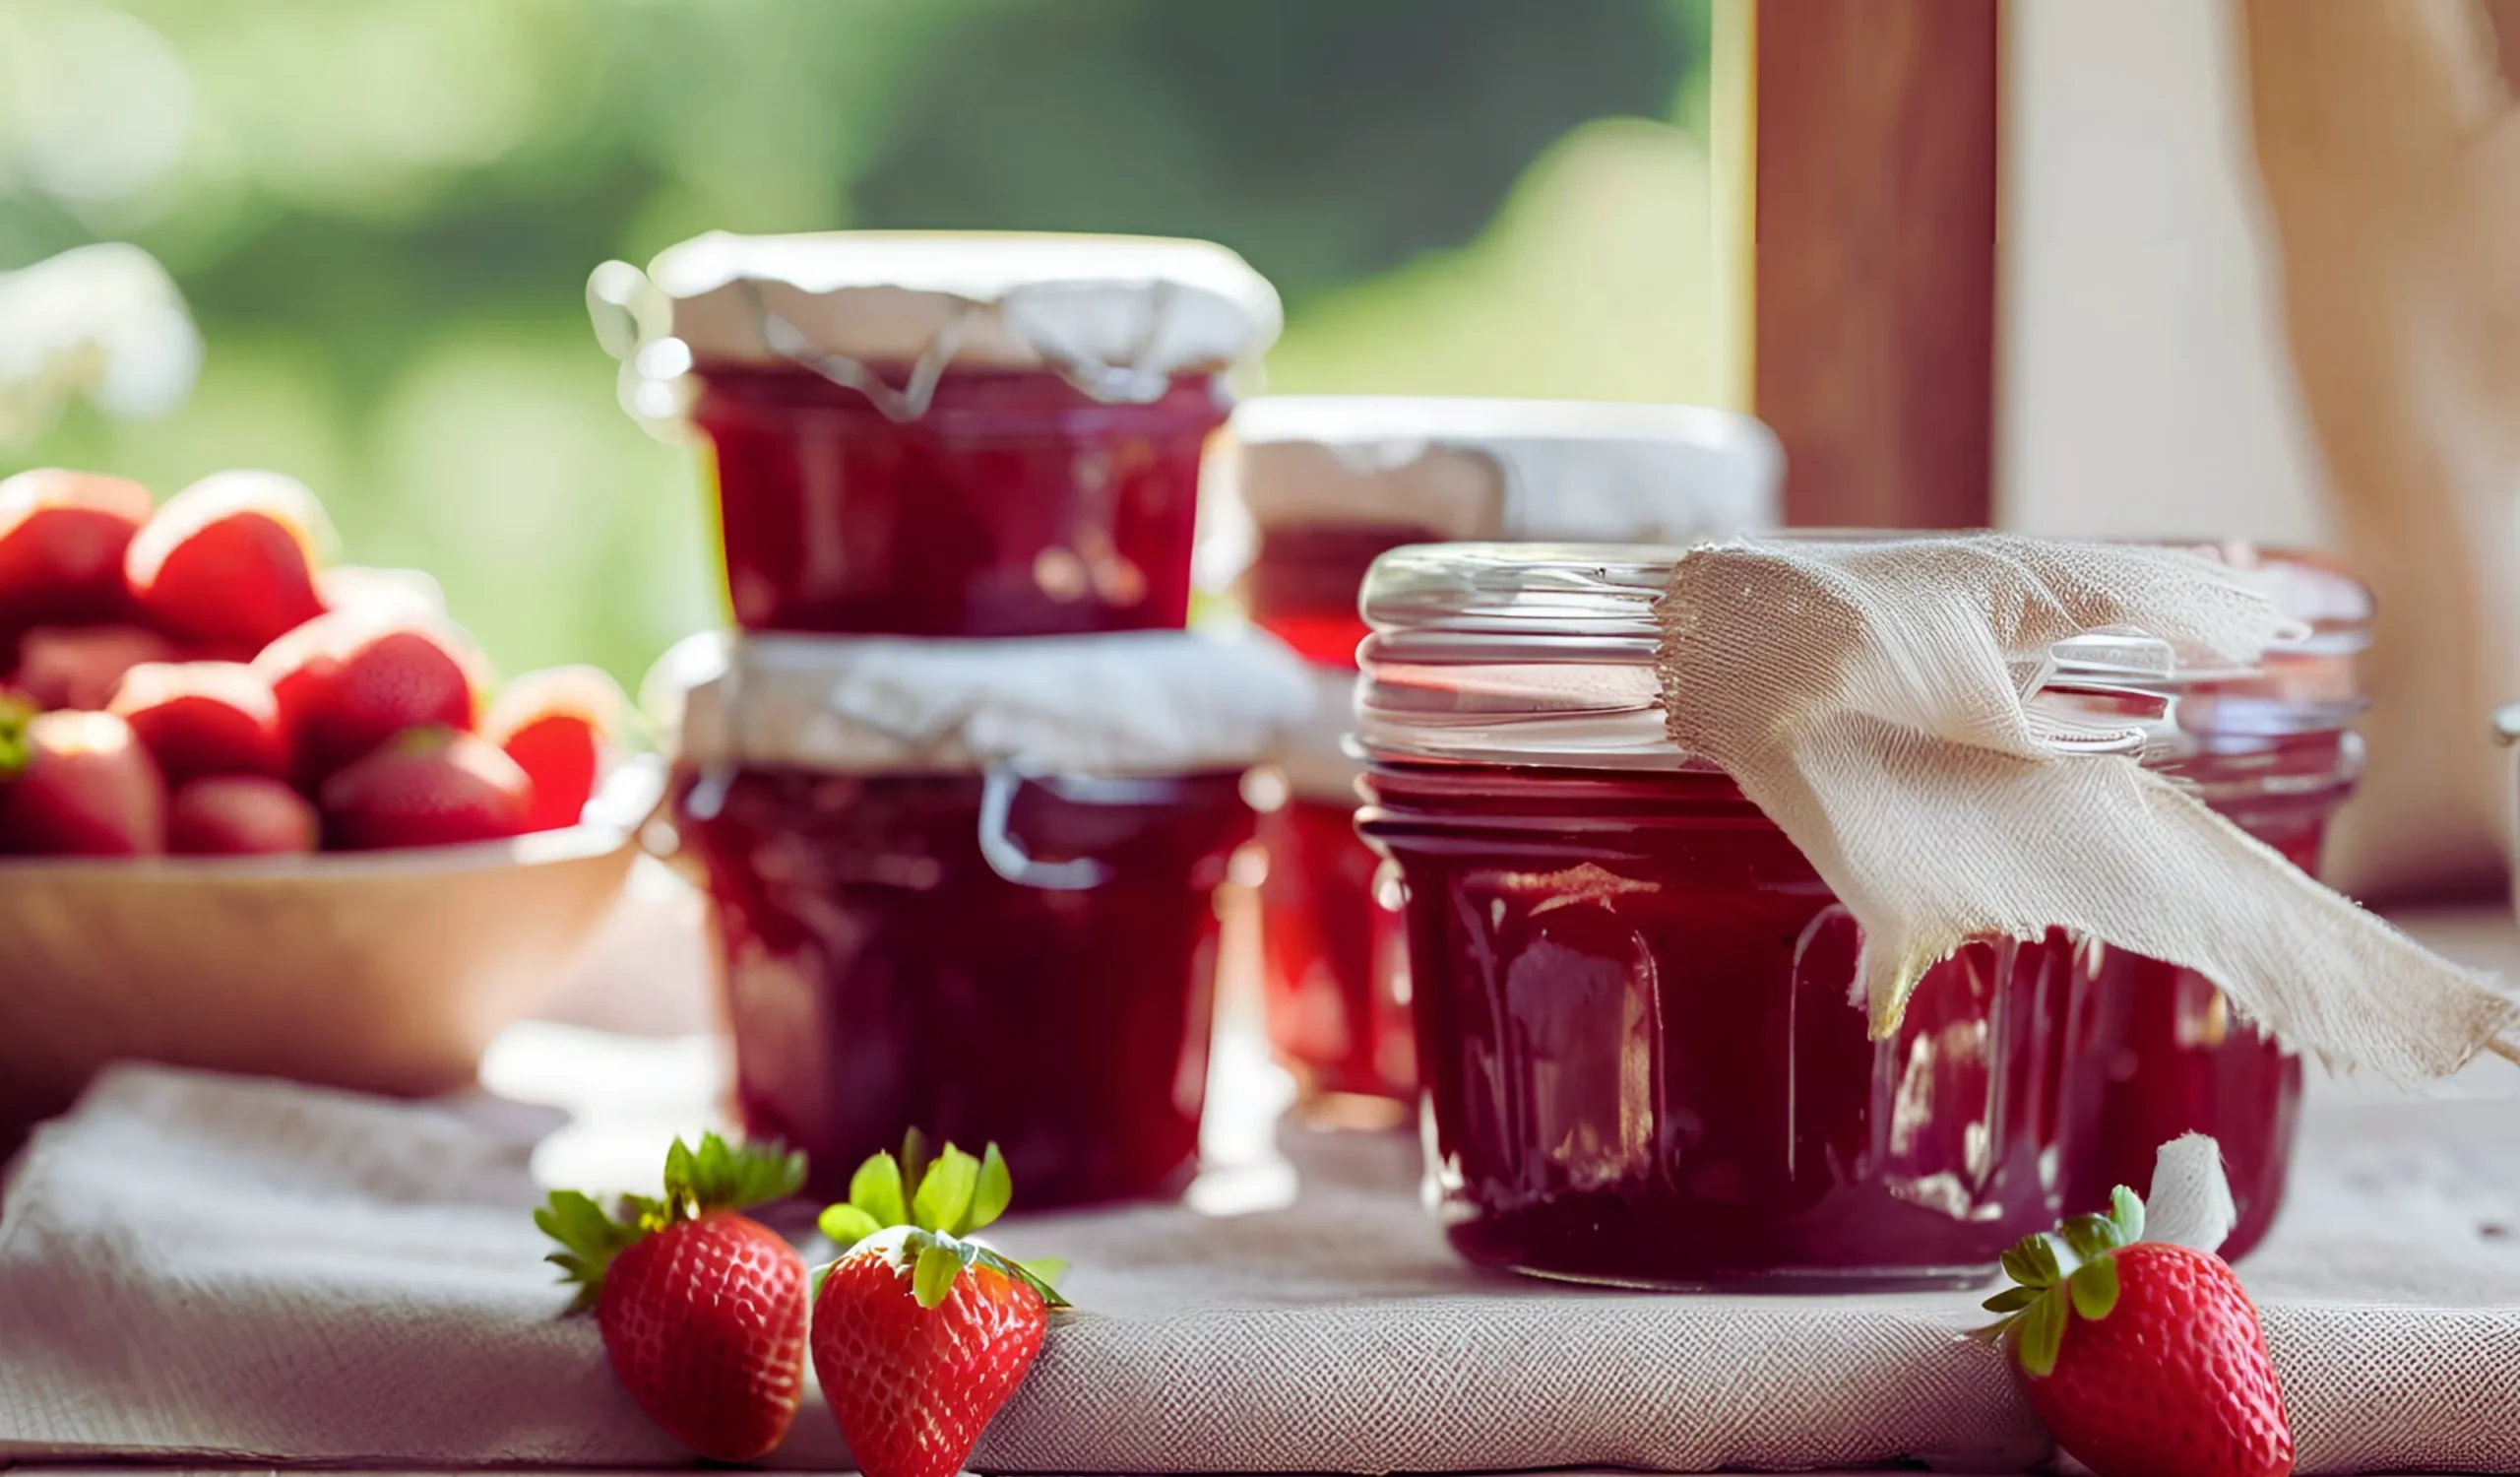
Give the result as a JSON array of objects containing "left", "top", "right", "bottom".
[
  {"left": 647, "top": 627, "right": 1309, "bottom": 1209},
  {"left": 595, "top": 231, "right": 1282, "bottom": 637},
  {"left": 1207, "top": 398, "right": 1780, "bottom": 1120}
]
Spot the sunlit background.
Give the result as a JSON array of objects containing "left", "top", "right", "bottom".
[{"left": 0, "top": 0, "right": 1722, "bottom": 684}]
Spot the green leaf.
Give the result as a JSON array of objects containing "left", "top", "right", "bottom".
[
  {"left": 2068, "top": 1255, "right": 2121, "bottom": 1321},
  {"left": 663, "top": 1132, "right": 807, "bottom": 1217},
  {"left": 900, "top": 1126, "right": 931, "bottom": 1197},
  {"left": 618, "top": 1192, "right": 671, "bottom": 1234},
  {"left": 966, "top": 1143, "right": 1014, "bottom": 1233},
  {"left": 2000, "top": 1235, "right": 2057, "bottom": 1289},
  {"left": 0, "top": 694, "right": 31, "bottom": 779},
  {"left": 2111, "top": 1185, "right": 2146, "bottom": 1245},
  {"left": 2056, "top": 1214, "right": 2120, "bottom": 1262},
  {"left": 912, "top": 1243, "right": 964, "bottom": 1309},
  {"left": 1018, "top": 1256, "right": 1068, "bottom": 1289},
  {"left": 914, "top": 1144, "right": 981, "bottom": 1234},
  {"left": 809, "top": 1260, "right": 834, "bottom": 1303},
  {"left": 850, "top": 1152, "right": 909, "bottom": 1228},
  {"left": 2017, "top": 1289, "right": 2067, "bottom": 1379},
  {"left": 534, "top": 1189, "right": 644, "bottom": 1308},
  {"left": 1981, "top": 1284, "right": 2040, "bottom": 1315},
  {"left": 818, "top": 1202, "right": 883, "bottom": 1250}
]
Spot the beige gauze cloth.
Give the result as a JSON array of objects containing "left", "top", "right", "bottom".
[{"left": 1655, "top": 535, "right": 2520, "bottom": 1078}]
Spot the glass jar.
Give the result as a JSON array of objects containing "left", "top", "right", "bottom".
[
  {"left": 648, "top": 627, "right": 1309, "bottom": 1209},
  {"left": 1351, "top": 540, "right": 2356, "bottom": 1286},
  {"left": 1210, "top": 398, "right": 1781, "bottom": 1117},
  {"left": 1354, "top": 545, "right": 2074, "bottom": 1287},
  {"left": 596, "top": 231, "right": 1282, "bottom": 637},
  {"left": 2055, "top": 546, "right": 2368, "bottom": 1259}
]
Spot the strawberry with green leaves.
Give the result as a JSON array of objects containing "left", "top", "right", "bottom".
[
  {"left": 812, "top": 1136, "right": 1069, "bottom": 1477},
  {"left": 537, "top": 1134, "right": 810, "bottom": 1463},
  {"left": 1982, "top": 1187, "right": 2293, "bottom": 1477}
]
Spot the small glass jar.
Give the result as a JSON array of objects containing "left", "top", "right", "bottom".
[
  {"left": 648, "top": 628, "right": 1308, "bottom": 1209},
  {"left": 596, "top": 232, "right": 1282, "bottom": 637},
  {"left": 1354, "top": 545, "right": 2070, "bottom": 1288},
  {"left": 1209, "top": 399, "right": 1781, "bottom": 1117},
  {"left": 2056, "top": 546, "right": 2368, "bottom": 1259}
]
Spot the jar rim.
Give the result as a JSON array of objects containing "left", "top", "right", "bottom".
[{"left": 1354, "top": 538, "right": 2371, "bottom": 775}]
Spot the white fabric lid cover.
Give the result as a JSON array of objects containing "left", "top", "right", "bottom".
[
  {"left": 627, "top": 230, "right": 1282, "bottom": 379},
  {"left": 1220, "top": 395, "right": 1783, "bottom": 544},
  {"left": 648, "top": 626, "right": 1314, "bottom": 777}
]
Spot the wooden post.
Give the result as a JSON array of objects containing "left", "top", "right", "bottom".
[{"left": 1752, "top": 0, "right": 2000, "bottom": 530}]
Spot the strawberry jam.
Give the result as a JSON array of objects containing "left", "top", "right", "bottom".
[
  {"left": 1222, "top": 399, "right": 1783, "bottom": 1116},
  {"left": 1255, "top": 790, "right": 1414, "bottom": 1109},
  {"left": 1360, "top": 761, "right": 2073, "bottom": 1288},
  {"left": 2058, "top": 748, "right": 2353, "bottom": 1260},
  {"left": 608, "top": 230, "right": 1282, "bottom": 638},
  {"left": 674, "top": 763, "right": 1253, "bottom": 1209},
  {"left": 1242, "top": 524, "right": 1435, "bottom": 1111},
  {"left": 1349, "top": 538, "right": 2363, "bottom": 1284},
  {"left": 692, "top": 366, "right": 1225, "bottom": 637}
]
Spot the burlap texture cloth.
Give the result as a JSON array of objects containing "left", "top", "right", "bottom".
[{"left": 2, "top": 1062, "right": 2514, "bottom": 1475}]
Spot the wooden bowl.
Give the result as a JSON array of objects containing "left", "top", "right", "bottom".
[{"left": 0, "top": 761, "right": 660, "bottom": 1132}]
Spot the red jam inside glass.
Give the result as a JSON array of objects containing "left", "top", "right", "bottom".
[
  {"left": 2058, "top": 745, "right": 2350, "bottom": 1259},
  {"left": 673, "top": 763, "right": 1252, "bottom": 1209},
  {"left": 1256, "top": 794, "right": 1413, "bottom": 1107},
  {"left": 1359, "top": 761, "right": 2073, "bottom": 1288},
  {"left": 691, "top": 365, "right": 1225, "bottom": 637},
  {"left": 1245, "top": 522, "right": 1440, "bottom": 1107}
]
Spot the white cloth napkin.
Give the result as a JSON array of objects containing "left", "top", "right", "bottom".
[
  {"left": 1656, "top": 536, "right": 2520, "bottom": 1077},
  {"left": 3, "top": 1063, "right": 2518, "bottom": 1475}
]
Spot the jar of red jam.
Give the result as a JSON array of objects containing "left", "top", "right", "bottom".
[
  {"left": 2054, "top": 546, "right": 2370, "bottom": 1260},
  {"left": 1208, "top": 399, "right": 1781, "bottom": 1118},
  {"left": 594, "top": 232, "right": 1281, "bottom": 637},
  {"left": 1353, "top": 545, "right": 2073, "bottom": 1288},
  {"left": 647, "top": 626, "right": 1309, "bottom": 1209}
]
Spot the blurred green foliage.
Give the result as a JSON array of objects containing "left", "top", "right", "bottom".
[{"left": 1, "top": 0, "right": 1716, "bottom": 686}]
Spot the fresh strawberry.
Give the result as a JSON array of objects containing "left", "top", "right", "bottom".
[
  {"left": 10, "top": 622, "right": 183, "bottom": 711},
  {"left": 811, "top": 1139, "right": 1069, "bottom": 1477},
  {"left": 125, "top": 470, "right": 330, "bottom": 658},
  {"left": 256, "top": 612, "right": 484, "bottom": 783},
  {"left": 0, "top": 469, "right": 153, "bottom": 634},
  {"left": 109, "top": 662, "right": 288, "bottom": 785},
  {"left": 0, "top": 704, "right": 167, "bottom": 856},
  {"left": 484, "top": 666, "right": 623, "bottom": 832},
  {"left": 317, "top": 725, "right": 532, "bottom": 850},
  {"left": 167, "top": 775, "right": 319, "bottom": 856},
  {"left": 1983, "top": 1188, "right": 2292, "bottom": 1477},
  {"left": 537, "top": 1134, "right": 810, "bottom": 1462}
]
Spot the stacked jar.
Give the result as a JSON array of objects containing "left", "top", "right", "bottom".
[
  {"left": 1205, "top": 398, "right": 1782, "bottom": 1120},
  {"left": 598, "top": 230, "right": 1308, "bottom": 1207},
  {"left": 1349, "top": 541, "right": 2365, "bottom": 1287}
]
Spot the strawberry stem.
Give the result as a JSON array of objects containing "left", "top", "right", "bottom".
[
  {"left": 0, "top": 692, "right": 32, "bottom": 781},
  {"left": 818, "top": 1135, "right": 1070, "bottom": 1311},
  {"left": 536, "top": 1133, "right": 803, "bottom": 1311},
  {"left": 1980, "top": 1185, "right": 2145, "bottom": 1378}
]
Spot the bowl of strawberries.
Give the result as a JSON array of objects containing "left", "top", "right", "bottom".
[{"left": 0, "top": 466, "right": 652, "bottom": 1130}]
